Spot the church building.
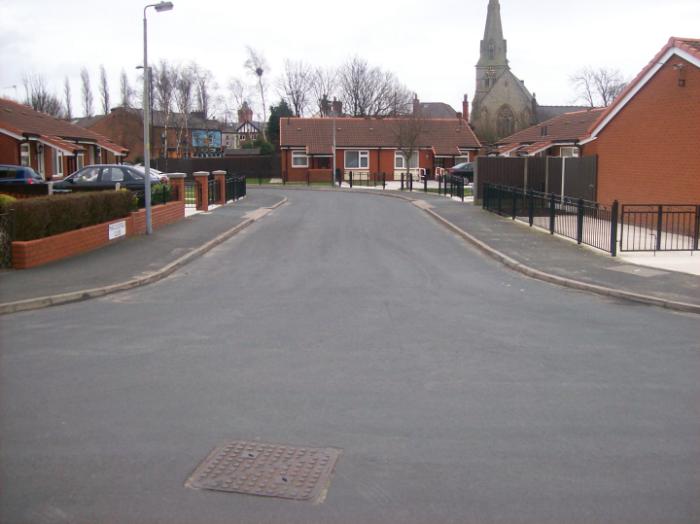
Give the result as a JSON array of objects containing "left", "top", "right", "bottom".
[{"left": 471, "top": 0, "right": 583, "bottom": 144}]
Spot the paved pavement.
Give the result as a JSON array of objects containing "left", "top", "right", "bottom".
[
  {"left": 1, "top": 189, "right": 699, "bottom": 524},
  {"left": 0, "top": 191, "right": 285, "bottom": 306}
]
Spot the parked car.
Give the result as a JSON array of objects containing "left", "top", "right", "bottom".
[
  {"left": 0, "top": 164, "right": 45, "bottom": 185},
  {"left": 53, "top": 164, "right": 167, "bottom": 192},
  {"left": 134, "top": 165, "right": 170, "bottom": 183},
  {"left": 448, "top": 162, "right": 474, "bottom": 182}
]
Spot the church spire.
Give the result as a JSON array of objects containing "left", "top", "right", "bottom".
[{"left": 478, "top": 0, "right": 508, "bottom": 68}]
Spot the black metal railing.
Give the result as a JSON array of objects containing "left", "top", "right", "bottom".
[
  {"left": 184, "top": 180, "right": 196, "bottom": 208},
  {"left": 440, "top": 175, "right": 466, "bottom": 202},
  {"left": 225, "top": 175, "right": 246, "bottom": 202},
  {"left": 208, "top": 178, "right": 218, "bottom": 205},
  {"left": 483, "top": 183, "right": 619, "bottom": 255},
  {"left": 0, "top": 209, "right": 15, "bottom": 268},
  {"left": 133, "top": 184, "right": 176, "bottom": 209},
  {"left": 621, "top": 204, "right": 699, "bottom": 252}
]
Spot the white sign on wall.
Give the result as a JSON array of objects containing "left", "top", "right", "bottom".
[{"left": 108, "top": 220, "right": 127, "bottom": 240}]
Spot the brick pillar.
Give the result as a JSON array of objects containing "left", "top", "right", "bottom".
[
  {"left": 193, "top": 171, "right": 209, "bottom": 211},
  {"left": 213, "top": 170, "right": 227, "bottom": 205},
  {"left": 168, "top": 173, "right": 186, "bottom": 201}
]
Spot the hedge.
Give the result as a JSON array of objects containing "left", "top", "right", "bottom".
[{"left": 2, "top": 190, "right": 134, "bottom": 241}]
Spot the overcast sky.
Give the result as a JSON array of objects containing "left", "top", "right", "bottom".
[{"left": 1, "top": 0, "right": 698, "bottom": 120}]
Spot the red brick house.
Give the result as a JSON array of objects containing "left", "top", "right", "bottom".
[
  {"left": 0, "top": 98, "right": 128, "bottom": 179},
  {"left": 582, "top": 37, "right": 700, "bottom": 205},
  {"left": 493, "top": 108, "right": 605, "bottom": 157},
  {"left": 280, "top": 115, "right": 481, "bottom": 182}
]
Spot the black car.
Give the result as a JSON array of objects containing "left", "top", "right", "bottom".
[
  {"left": 53, "top": 165, "right": 166, "bottom": 191},
  {"left": 448, "top": 162, "right": 474, "bottom": 182},
  {"left": 0, "top": 164, "right": 44, "bottom": 185}
]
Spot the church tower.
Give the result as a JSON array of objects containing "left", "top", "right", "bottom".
[
  {"left": 471, "top": 0, "right": 536, "bottom": 143},
  {"left": 475, "top": 0, "right": 508, "bottom": 99}
]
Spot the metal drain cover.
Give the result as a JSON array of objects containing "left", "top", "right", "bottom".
[{"left": 186, "top": 440, "right": 342, "bottom": 503}]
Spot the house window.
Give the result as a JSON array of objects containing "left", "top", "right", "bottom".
[
  {"left": 53, "top": 149, "right": 64, "bottom": 177},
  {"left": 394, "top": 151, "right": 418, "bottom": 169},
  {"left": 76, "top": 152, "right": 85, "bottom": 170},
  {"left": 291, "top": 151, "right": 308, "bottom": 168},
  {"left": 345, "top": 150, "right": 369, "bottom": 169},
  {"left": 20, "top": 143, "right": 30, "bottom": 166},
  {"left": 540, "top": 126, "right": 548, "bottom": 137},
  {"left": 37, "top": 145, "right": 45, "bottom": 177},
  {"left": 560, "top": 147, "right": 579, "bottom": 158}
]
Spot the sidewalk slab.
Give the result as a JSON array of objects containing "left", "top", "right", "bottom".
[
  {"left": 0, "top": 191, "right": 284, "bottom": 305},
  {"left": 420, "top": 195, "right": 700, "bottom": 308}
]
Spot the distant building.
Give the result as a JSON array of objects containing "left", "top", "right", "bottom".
[
  {"left": 0, "top": 98, "right": 127, "bottom": 179},
  {"left": 471, "top": 0, "right": 587, "bottom": 143}
]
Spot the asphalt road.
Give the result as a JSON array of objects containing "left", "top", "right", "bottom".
[{"left": 1, "top": 189, "right": 699, "bottom": 524}]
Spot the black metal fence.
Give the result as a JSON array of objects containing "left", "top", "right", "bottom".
[
  {"left": 620, "top": 205, "right": 699, "bottom": 252},
  {"left": 483, "top": 183, "right": 619, "bottom": 255},
  {"left": 0, "top": 209, "right": 14, "bottom": 268},
  {"left": 208, "top": 178, "right": 218, "bottom": 206},
  {"left": 133, "top": 184, "right": 176, "bottom": 209},
  {"left": 225, "top": 175, "right": 247, "bottom": 201},
  {"left": 439, "top": 175, "right": 467, "bottom": 202}
]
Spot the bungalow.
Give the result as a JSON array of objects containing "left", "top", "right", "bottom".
[
  {"left": 0, "top": 98, "right": 128, "bottom": 179},
  {"left": 493, "top": 108, "right": 605, "bottom": 158},
  {"left": 280, "top": 112, "right": 481, "bottom": 182},
  {"left": 582, "top": 37, "right": 700, "bottom": 205}
]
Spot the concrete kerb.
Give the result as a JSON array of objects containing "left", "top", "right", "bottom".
[
  {"left": 254, "top": 186, "right": 700, "bottom": 314},
  {"left": 0, "top": 197, "right": 288, "bottom": 315}
]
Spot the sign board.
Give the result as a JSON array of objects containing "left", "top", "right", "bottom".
[
  {"left": 109, "top": 220, "right": 127, "bottom": 240},
  {"left": 192, "top": 130, "right": 222, "bottom": 148}
]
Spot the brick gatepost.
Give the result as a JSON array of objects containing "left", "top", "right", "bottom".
[
  {"left": 213, "top": 170, "right": 227, "bottom": 205},
  {"left": 168, "top": 172, "right": 186, "bottom": 201},
  {"left": 193, "top": 171, "right": 209, "bottom": 211}
]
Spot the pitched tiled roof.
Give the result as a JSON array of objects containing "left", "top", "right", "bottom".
[
  {"left": 536, "top": 105, "right": 590, "bottom": 123},
  {"left": 0, "top": 98, "right": 128, "bottom": 155},
  {"left": 588, "top": 36, "right": 700, "bottom": 138},
  {"left": 280, "top": 117, "right": 481, "bottom": 156},
  {"left": 498, "top": 108, "right": 605, "bottom": 147},
  {"left": 416, "top": 102, "right": 457, "bottom": 119}
]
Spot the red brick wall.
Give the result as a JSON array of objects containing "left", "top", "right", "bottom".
[
  {"left": 12, "top": 201, "right": 185, "bottom": 269},
  {"left": 0, "top": 134, "right": 19, "bottom": 164},
  {"left": 585, "top": 57, "right": 700, "bottom": 205},
  {"left": 89, "top": 109, "right": 144, "bottom": 163}
]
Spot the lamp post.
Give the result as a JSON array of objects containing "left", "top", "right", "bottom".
[{"left": 143, "top": 1, "right": 173, "bottom": 235}]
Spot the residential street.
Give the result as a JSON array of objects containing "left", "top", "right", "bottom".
[{"left": 1, "top": 190, "right": 699, "bottom": 524}]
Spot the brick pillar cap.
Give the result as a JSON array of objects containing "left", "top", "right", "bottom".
[
  {"left": 193, "top": 171, "right": 210, "bottom": 177},
  {"left": 212, "top": 170, "right": 227, "bottom": 175},
  {"left": 167, "top": 172, "right": 186, "bottom": 179}
]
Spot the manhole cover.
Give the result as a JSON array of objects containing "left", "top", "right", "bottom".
[{"left": 186, "top": 440, "right": 342, "bottom": 503}]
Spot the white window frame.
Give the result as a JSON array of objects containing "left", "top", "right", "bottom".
[
  {"left": 20, "top": 143, "right": 30, "bottom": 167},
  {"left": 560, "top": 146, "right": 579, "bottom": 158},
  {"left": 455, "top": 155, "right": 470, "bottom": 164},
  {"left": 291, "top": 150, "right": 309, "bottom": 168},
  {"left": 394, "top": 151, "right": 418, "bottom": 170},
  {"left": 53, "top": 149, "right": 64, "bottom": 178},
  {"left": 37, "top": 145, "right": 45, "bottom": 178},
  {"left": 76, "top": 152, "right": 85, "bottom": 170},
  {"left": 345, "top": 150, "right": 369, "bottom": 169}
]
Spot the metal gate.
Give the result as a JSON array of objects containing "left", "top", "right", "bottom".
[{"left": 620, "top": 204, "right": 700, "bottom": 252}]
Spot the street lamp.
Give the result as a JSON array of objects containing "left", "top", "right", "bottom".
[{"left": 143, "top": 1, "right": 173, "bottom": 235}]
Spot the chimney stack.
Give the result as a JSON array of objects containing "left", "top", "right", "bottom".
[
  {"left": 238, "top": 102, "right": 253, "bottom": 123},
  {"left": 331, "top": 98, "right": 342, "bottom": 116},
  {"left": 462, "top": 94, "right": 470, "bottom": 122},
  {"left": 413, "top": 94, "right": 420, "bottom": 115}
]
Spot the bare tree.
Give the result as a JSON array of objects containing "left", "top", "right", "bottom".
[
  {"left": 310, "top": 67, "right": 337, "bottom": 116},
  {"left": 570, "top": 67, "right": 627, "bottom": 107},
  {"left": 338, "top": 57, "right": 412, "bottom": 117},
  {"left": 22, "top": 74, "right": 63, "bottom": 118},
  {"left": 64, "top": 76, "right": 72, "bottom": 120},
  {"left": 394, "top": 113, "right": 425, "bottom": 182},
  {"left": 191, "top": 63, "right": 215, "bottom": 120},
  {"left": 227, "top": 77, "right": 251, "bottom": 121},
  {"left": 80, "top": 67, "right": 94, "bottom": 117},
  {"left": 244, "top": 46, "right": 268, "bottom": 136},
  {"left": 98, "top": 65, "right": 110, "bottom": 114},
  {"left": 119, "top": 69, "right": 134, "bottom": 108},
  {"left": 278, "top": 60, "right": 313, "bottom": 117},
  {"left": 174, "top": 65, "right": 195, "bottom": 158}
]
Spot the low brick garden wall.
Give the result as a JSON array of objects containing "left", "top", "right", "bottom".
[{"left": 12, "top": 200, "right": 184, "bottom": 269}]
